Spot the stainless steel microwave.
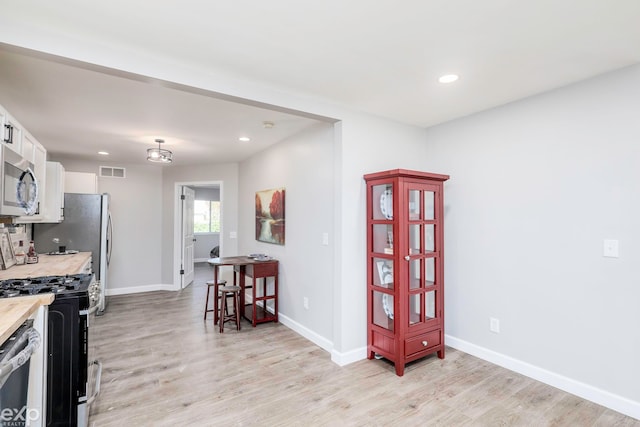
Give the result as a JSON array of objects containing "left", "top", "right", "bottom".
[{"left": 0, "top": 145, "right": 39, "bottom": 216}]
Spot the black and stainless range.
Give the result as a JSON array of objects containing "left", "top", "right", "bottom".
[{"left": 0, "top": 274, "right": 101, "bottom": 427}]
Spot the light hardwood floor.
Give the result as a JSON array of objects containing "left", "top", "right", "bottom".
[{"left": 88, "top": 264, "right": 639, "bottom": 426}]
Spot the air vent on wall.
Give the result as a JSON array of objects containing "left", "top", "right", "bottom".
[{"left": 100, "top": 166, "right": 126, "bottom": 178}]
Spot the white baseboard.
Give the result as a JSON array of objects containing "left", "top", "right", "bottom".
[
  {"left": 106, "top": 284, "right": 177, "bottom": 296},
  {"left": 445, "top": 334, "right": 640, "bottom": 421},
  {"left": 277, "top": 313, "right": 366, "bottom": 366},
  {"left": 277, "top": 313, "right": 333, "bottom": 353},
  {"left": 331, "top": 346, "right": 367, "bottom": 366}
]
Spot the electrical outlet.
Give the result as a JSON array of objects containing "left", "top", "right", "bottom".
[
  {"left": 322, "top": 232, "right": 329, "bottom": 245},
  {"left": 603, "top": 239, "right": 619, "bottom": 258},
  {"left": 303, "top": 297, "right": 309, "bottom": 310},
  {"left": 490, "top": 317, "right": 500, "bottom": 333}
]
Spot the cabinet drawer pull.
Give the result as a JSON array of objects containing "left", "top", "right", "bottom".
[
  {"left": 4, "top": 124, "right": 13, "bottom": 144},
  {"left": 404, "top": 255, "right": 411, "bottom": 261},
  {"left": 421, "top": 340, "right": 428, "bottom": 347}
]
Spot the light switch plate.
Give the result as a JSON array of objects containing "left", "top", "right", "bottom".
[
  {"left": 322, "top": 233, "right": 329, "bottom": 245},
  {"left": 603, "top": 239, "right": 619, "bottom": 258},
  {"left": 230, "top": 231, "right": 237, "bottom": 239},
  {"left": 490, "top": 317, "right": 500, "bottom": 333}
]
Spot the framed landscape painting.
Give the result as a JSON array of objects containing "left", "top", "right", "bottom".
[
  {"left": 0, "top": 228, "right": 16, "bottom": 269},
  {"left": 255, "top": 188, "right": 285, "bottom": 245}
]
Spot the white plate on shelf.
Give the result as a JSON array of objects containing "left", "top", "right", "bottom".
[
  {"left": 250, "top": 254, "right": 272, "bottom": 261},
  {"left": 380, "top": 189, "right": 393, "bottom": 220},
  {"left": 382, "top": 294, "right": 394, "bottom": 319}
]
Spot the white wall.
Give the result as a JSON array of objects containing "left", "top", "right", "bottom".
[
  {"left": 49, "top": 157, "right": 164, "bottom": 290},
  {"left": 194, "top": 187, "right": 219, "bottom": 201},
  {"left": 423, "top": 64, "right": 640, "bottom": 415},
  {"left": 237, "top": 113, "right": 431, "bottom": 359},
  {"left": 238, "top": 123, "right": 334, "bottom": 343},
  {"left": 331, "top": 113, "right": 430, "bottom": 362},
  {"left": 194, "top": 234, "right": 219, "bottom": 261}
]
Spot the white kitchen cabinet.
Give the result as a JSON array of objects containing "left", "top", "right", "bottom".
[
  {"left": 17, "top": 131, "right": 48, "bottom": 222},
  {"left": 21, "top": 130, "right": 47, "bottom": 181},
  {"left": 34, "top": 143, "right": 47, "bottom": 204},
  {"left": 21, "top": 129, "right": 35, "bottom": 160},
  {"left": 1, "top": 104, "right": 23, "bottom": 154},
  {"left": 39, "top": 162, "right": 65, "bottom": 223},
  {"left": 19, "top": 161, "right": 65, "bottom": 223},
  {"left": 0, "top": 106, "right": 6, "bottom": 142},
  {"left": 65, "top": 171, "right": 98, "bottom": 194}
]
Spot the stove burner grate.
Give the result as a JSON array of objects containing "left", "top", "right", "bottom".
[
  {"left": 1, "top": 289, "right": 20, "bottom": 298},
  {"left": 0, "top": 274, "right": 92, "bottom": 298}
]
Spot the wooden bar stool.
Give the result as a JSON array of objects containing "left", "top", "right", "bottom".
[
  {"left": 218, "top": 285, "right": 241, "bottom": 333},
  {"left": 204, "top": 279, "right": 227, "bottom": 320}
]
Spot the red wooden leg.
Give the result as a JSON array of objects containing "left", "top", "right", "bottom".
[
  {"left": 252, "top": 276, "right": 257, "bottom": 327},
  {"left": 219, "top": 291, "right": 226, "bottom": 333},
  {"left": 213, "top": 267, "right": 219, "bottom": 325},
  {"left": 235, "top": 292, "right": 241, "bottom": 331},
  {"left": 273, "top": 272, "right": 278, "bottom": 323},
  {"left": 204, "top": 282, "right": 210, "bottom": 320}
]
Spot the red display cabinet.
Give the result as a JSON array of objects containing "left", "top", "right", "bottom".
[{"left": 364, "top": 169, "right": 449, "bottom": 376}]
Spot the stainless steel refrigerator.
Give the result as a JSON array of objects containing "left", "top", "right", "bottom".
[{"left": 34, "top": 193, "right": 112, "bottom": 314}]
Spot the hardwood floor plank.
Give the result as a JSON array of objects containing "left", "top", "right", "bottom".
[
  {"left": 446, "top": 370, "right": 533, "bottom": 420},
  {"left": 87, "top": 264, "right": 639, "bottom": 426},
  {"left": 543, "top": 394, "right": 606, "bottom": 426}
]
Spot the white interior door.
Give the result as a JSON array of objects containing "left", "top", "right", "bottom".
[{"left": 182, "top": 186, "right": 195, "bottom": 288}]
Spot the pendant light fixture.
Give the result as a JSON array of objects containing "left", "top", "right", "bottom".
[{"left": 147, "top": 138, "right": 173, "bottom": 163}]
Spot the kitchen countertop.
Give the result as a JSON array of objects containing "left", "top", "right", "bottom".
[
  {"left": 0, "top": 252, "right": 92, "bottom": 344},
  {"left": 0, "top": 251, "right": 92, "bottom": 280},
  {"left": 0, "top": 293, "right": 54, "bottom": 344}
]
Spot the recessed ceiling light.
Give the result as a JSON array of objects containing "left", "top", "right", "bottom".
[
  {"left": 98, "top": 151, "right": 109, "bottom": 155},
  {"left": 239, "top": 137, "right": 251, "bottom": 142},
  {"left": 438, "top": 74, "right": 459, "bottom": 84}
]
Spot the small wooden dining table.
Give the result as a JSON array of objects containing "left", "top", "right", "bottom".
[{"left": 207, "top": 256, "right": 279, "bottom": 327}]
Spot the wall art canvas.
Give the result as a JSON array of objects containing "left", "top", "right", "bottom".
[{"left": 255, "top": 188, "right": 285, "bottom": 245}]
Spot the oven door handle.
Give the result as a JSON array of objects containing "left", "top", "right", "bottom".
[
  {"left": 82, "top": 301, "right": 100, "bottom": 317},
  {"left": 86, "top": 359, "right": 102, "bottom": 406},
  {"left": 0, "top": 328, "right": 40, "bottom": 387},
  {"left": 86, "top": 304, "right": 100, "bottom": 316}
]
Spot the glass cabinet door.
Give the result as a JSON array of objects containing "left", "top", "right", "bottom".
[
  {"left": 372, "top": 290, "right": 394, "bottom": 331},
  {"left": 406, "top": 184, "right": 439, "bottom": 328},
  {"left": 370, "top": 182, "right": 396, "bottom": 332},
  {"left": 371, "top": 184, "right": 394, "bottom": 255},
  {"left": 372, "top": 184, "right": 393, "bottom": 221}
]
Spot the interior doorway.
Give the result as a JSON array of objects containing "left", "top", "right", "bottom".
[
  {"left": 173, "top": 181, "right": 223, "bottom": 289},
  {"left": 181, "top": 186, "right": 195, "bottom": 287}
]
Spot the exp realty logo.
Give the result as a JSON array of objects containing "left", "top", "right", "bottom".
[{"left": 0, "top": 407, "right": 40, "bottom": 427}]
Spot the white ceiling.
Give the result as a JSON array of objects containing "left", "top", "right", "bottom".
[
  {"left": 1, "top": 1, "right": 640, "bottom": 166},
  {"left": 0, "top": 48, "right": 328, "bottom": 166}
]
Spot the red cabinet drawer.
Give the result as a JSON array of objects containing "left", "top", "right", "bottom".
[
  {"left": 244, "top": 261, "right": 278, "bottom": 277},
  {"left": 405, "top": 329, "right": 441, "bottom": 357}
]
